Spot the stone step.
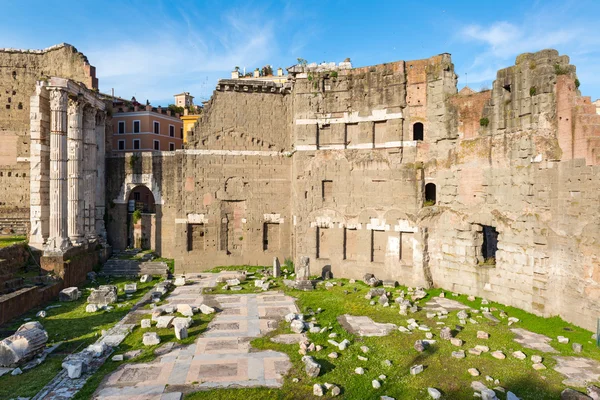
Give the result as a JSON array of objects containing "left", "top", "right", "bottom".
[{"left": 101, "top": 259, "right": 168, "bottom": 277}]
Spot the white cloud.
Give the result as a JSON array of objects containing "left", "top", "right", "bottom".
[{"left": 86, "top": 8, "right": 276, "bottom": 104}]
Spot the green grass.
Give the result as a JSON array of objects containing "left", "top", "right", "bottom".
[
  {"left": 184, "top": 275, "right": 599, "bottom": 400},
  {"left": 0, "top": 276, "right": 159, "bottom": 398},
  {"left": 0, "top": 235, "right": 27, "bottom": 248}
]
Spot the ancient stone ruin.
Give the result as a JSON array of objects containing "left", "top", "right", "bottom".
[
  {"left": 0, "top": 44, "right": 598, "bottom": 333},
  {"left": 0, "top": 321, "right": 48, "bottom": 367}
]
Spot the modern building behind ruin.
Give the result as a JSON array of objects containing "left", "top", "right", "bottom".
[{"left": 1, "top": 43, "right": 599, "bottom": 331}]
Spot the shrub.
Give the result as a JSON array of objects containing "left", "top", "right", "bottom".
[
  {"left": 330, "top": 71, "right": 338, "bottom": 78},
  {"left": 554, "top": 63, "right": 569, "bottom": 75},
  {"left": 575, "top": 78, "right": 580, "bottom": 89},
  {"left": 480, "top": 117, "right": 490, "bottom": 127},
  {"left": 530, "top": 86, "right": 536, "bottom": 96},
  {"left": 423, "top": 200, "right": 436, "bottom": 207},
  {"left": 132, "top": 209, "right": 142, "bottom": 224}
]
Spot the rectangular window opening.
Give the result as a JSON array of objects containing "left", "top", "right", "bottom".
[
  {"left": 481, "top": 225, "right": 498, "bottom": 265},
  {"left": 169, "top": 142, "right": 175, "bottom": 151},
  {"left": 133, "top": 139, "right": 140, "bottom": 150},
  {"left": 154, "top": 121, "right": 160, "bottom": 134},
  {"left": 118, "top": 121, "right": 125, "bottom": 134},
  {"left": 187, "top": 223, "right": 205, "bottom": 251},
  {"left": 154, "top": 140, "right": 160, "bottom": 151},
  {"left": 133, "top": 120, "right": 140, "bottom": 133},
  {"left": 169, "top": 125, "right": 175, "bottom": 137},
  {"left": 263, "top": 222, "right": 280, "bottom": 251},
  {"left": 118, "top": 140, "right": 125, "bottom": 150}
]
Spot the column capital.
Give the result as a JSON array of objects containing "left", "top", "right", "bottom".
[
  {"left": 83, "top": 104, "right": 97, "bottom": 121},
  {"left": 49, "top": 88, "right": 68, "bottom": 110},
  {"left": 68, "top": 96, "right": 84, "bottom": 116},
  {"left": 96, "top": 110, "right": 106, "bottom": 125}
]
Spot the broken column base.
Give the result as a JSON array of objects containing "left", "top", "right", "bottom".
[
  {"left": 40, "top": 240, "right": 110, "bottom": 287},
  {"left": 284, "top": 279, "right": 315, "bottom": 291}
]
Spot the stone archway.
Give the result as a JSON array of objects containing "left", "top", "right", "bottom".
[{"left": 127, "top": 184, "right": 156, "bottom": 250}]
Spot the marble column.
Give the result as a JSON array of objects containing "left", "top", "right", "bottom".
[
  {"left": 83, "top": 106, "right": 97, "bottom": 238},
  {"left": 47, "top": 88, "right": 71, "bottom": 253},
  {"left": 95, "top": 111, "right": 107, "bottom": 239},
  {"left": 67, "top": 97, "right": 84, "bottom": 244},
  {"left": 29, "top": 83, "right": 50, "bottom": 249}
]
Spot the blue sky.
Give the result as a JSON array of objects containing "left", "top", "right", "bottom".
[{"left": 2, "top": 0, "right": 599, "bottom": 106}]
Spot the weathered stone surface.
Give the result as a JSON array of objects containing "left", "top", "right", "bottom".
[
  {"left": 87, "top": 285, "right": 117, "bottom": 306},
  {"left": 174, "top": 324, "right": 188, "bottom": 340},
  {"left": 140, "top": 274, "right": 153, "bottom": 283},
  {"left": 142, "top": 332, "right": 160, "bottom": 346},
  {"left": 199, "top": 304, "right": 215, "bottom": 314},
  {"left": 59, "top": 287, "right": 81, "bottom": 302},
  {"left": 86, "top": 304, "right": 99, "bottom": 313},
  {"left": 0, "top": 322, "right": 48, "bottom": 367},
  {"left": 560, "top": 388, "right": 593, "bottom": 400},
  {"left": 156, "top": 316, "right": 175, "bottom": 328},
  {"left": 124, "top": 283, "right": 137, "bottom": 294},
  {"left": 302, "top": 355, "right": 320, "bottom": 377}
]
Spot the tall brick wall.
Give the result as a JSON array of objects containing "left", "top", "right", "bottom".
[{"left": 0, "top": 44, "right": 98, "bottom": 231}]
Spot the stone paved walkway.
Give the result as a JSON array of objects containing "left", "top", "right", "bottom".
[
  {"left": 94, "top": 273, "right": 297, "bottom": 399},
  {"left": 510, "top": 328, "right": 558, "bottom": 353},
  {"left": 554, "top": 356, "right": 600, "bottom": 387}
]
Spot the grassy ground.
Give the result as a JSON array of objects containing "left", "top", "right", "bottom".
[
  {"left": 186, "top": 270, "right": 599, "bottom": 400},
  {"left": 0, "top": 276, "right": 158, "bottom": 399},
  {"left": 0, "top": 235, "right": 26, "bottom": 248}
]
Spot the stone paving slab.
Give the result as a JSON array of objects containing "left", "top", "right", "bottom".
[
  {"left": 511, "top": 328, "right": 558, "bottom": 353},
  {"left": 554, "top": 356, "right": 600, "bottom": 387},
  {"left": 423, "top": 296, "right": 471, "bottom": 311},
  {"left": 338, "top": 314, "right": 397, "bottom": 336},
  {"left": 94, "top": 273, "right": 297, "bottom": 398}
]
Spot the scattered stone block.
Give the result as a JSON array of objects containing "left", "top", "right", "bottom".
[
  {"left": 87, "top": 285, "right": 117, "bottom": 306},
  {"left": 140, "top": 274, "right": 153, "bottom": 283},
  {"left": 469, "top": 368, "right": 480, "bottom": 376},
  {"left": 143, "top": 332, "right": 160, "bottom": 346},
  {"left": 62, "top": 359, "right": 84, "bottom": 379},
  {"left": 302, "top": 355, "right": 320, "bottom": 377},
  {"left": 440, "top": 327, "right": 453, "bottom": 340},
  {"left": 451, "top": 338, "right": 463, "bottom": 347},
  {"left": 428, "top": 387, "right": 442, "bottom": 399},
  {"left": 355, "top": 367, "right": 365, "bottom": 375},
  {"left": 199, "top": 304, "right": 215, "bottom": 314},
  {"left": 532, "top": 363, "right": 546, "bottom": 370},
  {"left": 11, "top": 367, "right": 22, "bottom": 375},
  {"left": 512, "top": 351, "right": 526, "bottom": 360},
  {"left": 491, "top": 351, "right": 506, "bottom": 359},
  {"left": 372, "top": 379, "right": 381, "bottom": 389},
  {"left": 290, "top": 319, "right": 306, "bottom": 333},
  {"left": 86, "top": 304, "right": 99, "bottom": 313},
  {"left": 0, "top": 322, "right": 49, "bottom": 367},
  {"left": 174, "top": 324, "right": 188, "bottom": 340},
  {"left": 313, "top": 383, "right": 324, "bottom": 396},
  {"left": 410, "top": 364, "right": 423, "bottom": 375},
  {"left": 558, "top": 336, "right": 570, "bottom": 344},
  {"left": 36, "top": 310, "right": 46, "bottom": 318},
  {"left": 531, "top": 355, "right": 543, "bottom": 363},
  {"left": 124, "top": 283, "right": 137, "bottom": 294},
  {"left": 172, "top": 317, "right": 193, "bottom": 329},
  {"left": 475, "top": 345, "right": 490, "bottom": 353},
  {"left": 59, "top": 287, "right": 81, "bottom": 302},
  {"left": 469, "top": 348, "right": 482, "bottom": 356},
  {"left": 157, "top": 315, "right": 176, "bottom": 328},
  {"left": 573, "top": 343, "right": 583, "bottom": 353},
  {"left": 452, "top": 350, "right": 465, "bottom": 359},
  {"left": 112, "top": 354, "right": 124, "bottom": 361},
  {"left": 477, "top": 331, "right": 489, "bottom": 339},
  {"left": 177, "top": 304, "right": 194, "bottom": 317}
]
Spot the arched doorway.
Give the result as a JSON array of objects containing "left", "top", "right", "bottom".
[
  {"left": 413, "top": 122, "right": 424, "bottom": 141},
  {"left": 128, "top": 185, "right": 156, "bottom": 249},
  {"left": 425, "top": 183, "right": 436, "bottom": 206}
]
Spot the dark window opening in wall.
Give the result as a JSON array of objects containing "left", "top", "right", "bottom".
[
  {"left": 154, "top": 121, "right": 160, "bottom": 134},
  {"left": 263, "top": 222, "right": 280, "bottom": 251},
  {"left": 425, "top": 183, "right": 436, "bottom": 206},
  {"left": 188, "top": 223, "right": 205, "bottom": 251},
  {"left": 503, "top": 84, "right": 511, "bottom": 93},
  {"left": 118, "top": 121, "right": 125, "bottom": 134},
  {"left": 118, "top": 140, "right": 125, "bottom": 150},
  {"left": 322, "top": 180, "right": 333, "bottom": 200},
  {"left": 133, "top": 139, "right": 140, "bottom": 150},
  {"left": 180, "top": 127, "right": 184, "bottom": 138},
  {"left": 154, "top": 140, "right": 160, "bottom": 151},
  {"left": 481, "top": 225, "right": 498, "bottom": 264},
  {"left": 17, "top": 102, "right": 22, "bottom": 110},
  {"left": 169, "top": 125, "right": 175, "bottom": 137},
  {"left": 169, "top": 143, "right": 175, "bottom": 151},
  {"left": 413, "top": 122, "right": 424, "bottom": 141},
  {"left": 133, "top": 192, "right": 141, "bottom": 201},
  {"left": 133, "top": 120, "right": 140, "bottom": 133}
]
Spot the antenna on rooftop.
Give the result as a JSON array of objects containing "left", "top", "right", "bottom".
[{"left": 465, "top": 72, "right": 468, "bottom": 88}]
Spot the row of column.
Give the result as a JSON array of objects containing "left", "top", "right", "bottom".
[{"left": 43, "top": 87, "right": 106, "bottom": 253}]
